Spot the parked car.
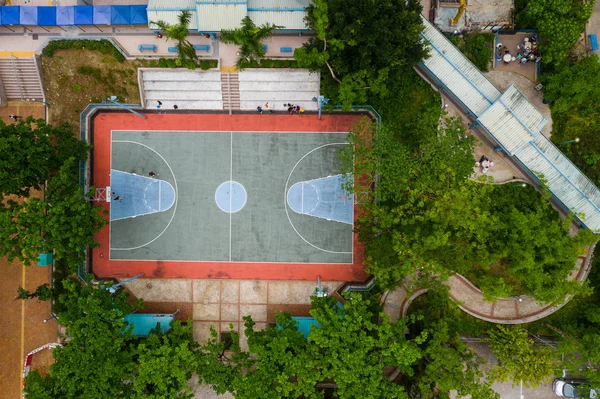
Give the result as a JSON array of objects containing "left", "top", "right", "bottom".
[{"left": 553, "top": 379, "right": 599, "bottom": 398}]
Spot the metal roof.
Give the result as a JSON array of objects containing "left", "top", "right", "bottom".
[
  {"left": 147, "top": 0, "right": 196, "bottom": 30},
  {"left": 476, "top": 86, "right": 547, "bottom": 155},
  {"left": 247, "top": 10, "right": 308, "bottom": 30},
  {"left": 196, "top": 2, "right": 247, "bottom": 31},
  {"left": 247, "top": 0, "right": 311, "bottom": 9},
  {"left": 516, "top": 135, "right": 600, "bottom": 232},
  {"left": 420, "top": 16, "right": 501, "bottom": 116}
]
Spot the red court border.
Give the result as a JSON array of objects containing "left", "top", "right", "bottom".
[{"left": 91, "top": 111, "right": 368, "bottom": 281}]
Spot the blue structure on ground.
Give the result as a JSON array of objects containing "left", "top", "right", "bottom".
[
  {"left": 110, "top": 170, "right": 176, "bottom": 221},
  {"left": 287, "top": 174, "right": 353, "bottom": 224},
  {"left": 0, "top": 5, "right": 148, "bottom": 26},
  {"left": 124, "top": 313, "right": 175, "bottom": 337},
  {"left": 277, "top": 316, "right": 319, "bottom": 338}
]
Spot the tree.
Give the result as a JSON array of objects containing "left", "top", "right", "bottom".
[
  {"left": 24, "top": 279, "right": 199, "bottom": 399},
  {"left": 200, "top": 293, "right": 426, "bottom": 399},
  {"left": 295, "top": 0, "right": 426, "bottom": 108},
  {"left": 15, "top": 284, "right": 53, "bottom": 301},
  {"left": 0, "top": 117, "right": 88, "bottom": 199},
  {"left": 132, "top": 321, "right": 199, "bottom": 398},
  {"left": 486, "top": 325, "right": 555, "bottom": 388},
  {"left": 153, "top": 11, "right": 198, "bottom": 68},
  {"left": 338, "top": 117, "right": 596, "bottom": 302},
  {"left": 523, "top": 0, "right": 593, "bottom": 68},
  {"left": 220, "top": 16, "right": 282, "bottom": 69},
  {"left": 0, "top": 158, "right": 107, "bottom": 266}
]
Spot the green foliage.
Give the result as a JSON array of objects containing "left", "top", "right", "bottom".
[
  {"left": 486, "top": 325, "right": 555, "bottom": 387},
  {"left": 42, "top": 39, "right": 125, "bottom": 62},
  {"left": 77, "top": 65, "right": 104, "bottom": 82},
  {"left": 339, "top": 116, "right": 596, "bottom": 302},
  {"left": 153, "top": 11, "right": 199, "bottom": 66},
  {"left": 16, "top": 284, "right": 53, "bottom": 301},
  {"left": 520, "top": 0, "right": 593, "bottom": 68},
  {"left": 156, "top": 57, "right": 217, "bottom": 70},
  {"left": 452, "top": 33, "right": 493, "bottom": 72},
  {"left": 24, "top": 280, "right": 198, "bottom": 399},
  {"left": 132, "top": 321, "right": 199, "bottom": 398},
  {"left": 297, "top": 0, "right": 426, "bottom": 109},
  {"left": 0, "top": 117, "right": 88, "bottom": 198},
  {"left": 0, "top": 158, "right": 107, "bottom": 267},
  {"left": 540, "top": 55, "right": 600, "bottom": 185},
  {"left": 199, "top": 294, "right": 428, "bottom": 398},
  {"left": 406, "top": 290, "right": 498, "bottom": 398},
  {"left": 220, "top": 16, "right": 282, "bottom": 69}
]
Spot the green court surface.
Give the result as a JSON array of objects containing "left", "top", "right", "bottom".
[{"left": 109, "top": 131, "right": 354, "bottom": 264}]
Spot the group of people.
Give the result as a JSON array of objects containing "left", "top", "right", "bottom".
[
  {"left": 257, "top": 102, "right": 305, "bottom": 115},
  {"left": 111, "top": 171, "right": 159, "bottom": 202},
  {"left": 497, "top": 35, "right": 541, "bottom": 66},
  {"left": 476, "top": 155, "right": 495, "bottom": 174}
]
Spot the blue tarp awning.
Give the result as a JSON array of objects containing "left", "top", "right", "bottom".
[
  {"left": 124, "top": 313, "right": 174, "bottom": 337},
  {"left": 56, "top": 6, "right": 74, "bottom": 26},
  {"left": 1, "top": 6, "right": 20, "bottom": 25},
  {"left": 20, "top": 6, "right": 37, "bottom": 25},
  {"left": 111, "top": 5, "right": 129, "bottom": 25},
  {"left": 38, "top": 7, "right": 56, "bottom": 26},
  {"left": 74, "top": 6, "right": 93, "bottom": 25},
  {"left": 129, "top": 5, "right": 147, "bottom": 25},
  {"left": 93, "top": 5, "right": 111, "bottom": 25}
]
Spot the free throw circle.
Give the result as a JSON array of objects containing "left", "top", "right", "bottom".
[{"left": 215, "top": 181, "right": 247, "bottom": 213}]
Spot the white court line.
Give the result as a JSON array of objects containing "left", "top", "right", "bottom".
[
  {"left": 284, "top": 143, "right": 352, "bottom": 255},
  {"left": 158, "top": 180, "right": 161, "bottom": 211},
  {"left": 229, "top": 131, "right": 233, "bottom": 262},
  {"left": 301, "top": 182, "right": 304, "bottom": 214},
  {"left": 110, "top": 140, "right": 179, "bottom": 252}
]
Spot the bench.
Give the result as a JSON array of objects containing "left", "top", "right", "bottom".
[
  {"left": 168, "top": 46, "right": 178, "bottom": 53},
  {"left": 590, "top": 34, "right": 598, "bottom": 51},
  {"left": 280, "top": 47, "right": 293, "bottom": 53},
  {"left": 138, "top": 44, "right": 157, "bottom": 52},
  {"left": 193, "top": 44, "right": 211, "bottom": 52}
]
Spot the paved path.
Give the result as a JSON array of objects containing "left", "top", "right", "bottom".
[{"left": 384, "top": 245, "right": 593, "bottom": 324}]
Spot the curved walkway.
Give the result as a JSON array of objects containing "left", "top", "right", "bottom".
[{"left": 383, "top": 244, "right": 594, "bottom": 324}]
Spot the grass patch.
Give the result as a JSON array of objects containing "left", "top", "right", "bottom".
[
  {"left": 451, "top": 33, "right": 494, "bottom": 72},
  {"left": 40, "top": 49, "right": 153, "bottom": 128}
]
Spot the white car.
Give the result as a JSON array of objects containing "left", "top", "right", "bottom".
[{"left": 553, "top": 379, "right": 598, "bottom": 398}]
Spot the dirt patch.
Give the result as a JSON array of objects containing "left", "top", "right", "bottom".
[{"left": 39, "top": 49, "right": 152, "bottom": 127}]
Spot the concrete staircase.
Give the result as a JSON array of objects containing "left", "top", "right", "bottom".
[
  {"left": 0, "top": 56, "right": 44, "bottom": 101},
  {"left": 221, "top": 71, "right": 240, "bottom": 112}
]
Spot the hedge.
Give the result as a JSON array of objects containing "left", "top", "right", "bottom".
[
  {"left": 156, "top": 58, "right": 218, "bottom": 70},
  {"left": 42, "top": 39, "right": 125, "bottom": 62}
]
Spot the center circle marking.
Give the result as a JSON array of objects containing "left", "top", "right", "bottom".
[{"left": 215, "top": 181, "right": 247, "bottom": 213}]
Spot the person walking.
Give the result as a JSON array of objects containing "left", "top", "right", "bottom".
[
  {"left": 257, "top": 106, "right": 263, "bottom": 114},
  {"left": 9, "top": 114, "right": 20, "bottom": 121},
  {"left": 148, "top": 171, "right": 158, "bottom": 177},
  {"left": 173, "top": 104, "right": 178, "bottom": 110},
  {"left": 113, "top": 195, "right": 122, "bottom": 201}
]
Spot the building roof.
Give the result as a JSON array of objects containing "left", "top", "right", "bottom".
[
  {"left": 147, "top": 0, "right": 196, "bottom": 30},
  {"left": 516, "top": 135, "right": 600, "bottom": 231},
  {"left": 477, "top": 86, "right": 547, "bottom": 155},
  {"left": 196, "top": 0, "right": 247, "bottom": 32},
  {"left": 247, "top": 0, "right": 310, "bottom": 30},
  {"left": 420, "top": 15, "right": 501, "bottom": 117}
]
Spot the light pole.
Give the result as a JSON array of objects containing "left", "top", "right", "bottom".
[
  {"left": 450, "top": 29, "right": 459, "bottom": 38},
  {"left": 560, "top": 137, "right": 580, "bottom": 145},
  {"left": 24, "top": 98, "right": 50, "bottom": 107}
]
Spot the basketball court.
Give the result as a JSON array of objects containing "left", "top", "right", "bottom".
[{"left": 90, "top": 112, "right": 368, "bottom": 281}]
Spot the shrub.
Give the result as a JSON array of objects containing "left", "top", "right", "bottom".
[
  {"left": 199, "top": 61, "right": 210, "bottom": 70},
  {"left": 42, "top": 39, "right": 125, "bottom": 62}
]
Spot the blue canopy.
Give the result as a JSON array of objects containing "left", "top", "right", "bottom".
[
  {"left": 111, "top": 5, "right": 129, "bottom": 25},
  {"left": 38, "top": 7, "right": 56, "bottom": 26},
  {"left": 56, "top": 6, "right": 74, "bottom": 26},
  {"left": 129, "top": 5, "right": 147, "bottom": 25},
  {"left": 93, "top": 5, "right": 111, "bottom": 25},
  {"left": 1, "top": 6, "right": 20, "bottom": 25},
  {"left": 124, "top": 313, "right": 174, "bottom": 337},
  {"left": 74, "top": 6, "right": 93, "bottom": 25},
  {"left": 20, "top": 6, "right": 37, "bottom": 25}
]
